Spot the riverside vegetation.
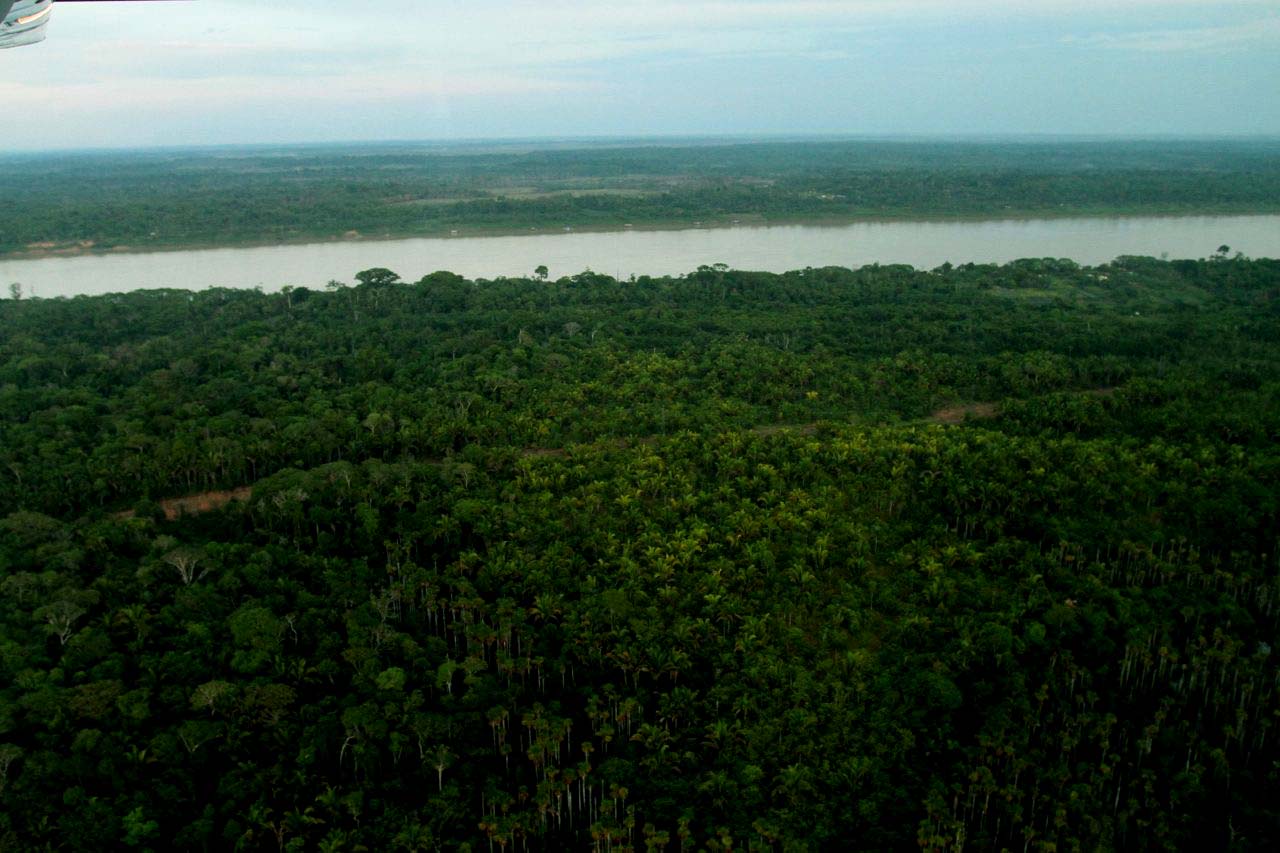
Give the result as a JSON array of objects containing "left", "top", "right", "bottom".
[
  {"left": 4, "top": 138, "right": 1280, "bottom": 256},
  {"left": 0, "top": 254, "right": 1278, "bottom": 849}
]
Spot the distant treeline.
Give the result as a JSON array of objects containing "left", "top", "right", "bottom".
[{"left": 3, "top": 139, "right": 1280, "bottom": 254}]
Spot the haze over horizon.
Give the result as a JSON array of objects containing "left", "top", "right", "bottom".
[{"left": 3, "top": 0, "right": 1278, "bottom": 150}]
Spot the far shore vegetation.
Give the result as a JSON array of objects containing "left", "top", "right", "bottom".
[{"left": 4, "top": 138, "right": 1279, "bottom": 257}]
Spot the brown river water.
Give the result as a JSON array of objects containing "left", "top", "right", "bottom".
[{"left": 3, "top": 215, "right": 1277, "bottom": 297}]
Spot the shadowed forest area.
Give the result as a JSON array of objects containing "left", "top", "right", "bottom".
[{"left": 0, "top": 255, "right": 1278, "bottom": 849}]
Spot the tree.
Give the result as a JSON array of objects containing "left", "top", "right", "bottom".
[
  {"left": 164, "top": 547, "right": 207, "bottom": 585},
  {"left": 121, "top": 807, "right": 159, "bottom": 847},
  {"left": 39, "top": 599, "right": 85, "bottom": 646},
  {"left": 0, "top": 744, "right": 21, "bottom": 794},
  {"left": 355, "top": 267, "right": 401, "bottom": 288},
  {"left": 432, "top": 744, "right": 454, "bottom": 791},
  {"left": 190, "top": 680, "right": 235, "bottom": 716}
]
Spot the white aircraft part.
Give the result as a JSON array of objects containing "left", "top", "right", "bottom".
[{"left": 0, "top": 0, "right": 53, "bottom": 49}]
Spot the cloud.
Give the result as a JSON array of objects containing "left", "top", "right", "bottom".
[
  {"left": 0, "top": 72, "right": 591, "bottom": 113},
  {"left": 48, "top": 1, "right": 1279, "bottom": 74},
  {"left": 34, "top": 1, "right": 875, "bottom": 84},
  {"left": 11, "top": 0, "right": 1280, "bottom": 147},
  {"left": 1062, "top": 16, "right": 1280, "bottom": 52}
]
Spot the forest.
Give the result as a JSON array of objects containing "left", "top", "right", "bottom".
[
  {"left": 4, "top": 138, "right": 1280, "bottom": 256},
  {"left": 0, "top": 254, "right": 1278, "bottom": 850}
]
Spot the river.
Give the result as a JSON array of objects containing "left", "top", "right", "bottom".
[{"left": 3, "top": 214, "right": 1278, "bottom": 298}]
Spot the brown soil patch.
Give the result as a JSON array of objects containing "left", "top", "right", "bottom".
[
  {"left": 928, "top": 402, "right": 999, "bottom": 424},
  {"left": 520, "top": 447, "right": 569, "bottom": 460},
  {"left": 926, "top": 387, "right": 1115, "bottom": 424},
  {"left": 18, "top": 240, "right": 95, "bottom": 257},
  {"left": 750, "top": 423, "right": 820, "bottom": 437},
  {"left": 115, "top": 486, "right": 253, "bottom": 521},
  {"left": 160, "top": 487, "right": 252, "bottom": 519}
]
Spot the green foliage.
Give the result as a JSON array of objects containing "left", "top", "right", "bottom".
[
  {"left": 2, "top": 139, "right": 1279, "bottom": 255},
  {"left": 0, "top": 258, "right": 1278, "bottom": 849},
  {"left": 121, "top": 806, "right": 158, "bottom": 847}
]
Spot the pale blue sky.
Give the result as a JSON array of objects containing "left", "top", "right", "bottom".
[{"left": 3, "top": 0, "right": 1278, "bottom": 149}]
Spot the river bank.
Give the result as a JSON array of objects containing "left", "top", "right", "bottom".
[
  {"left": 4, "top": 213, "right": 1278, "bottom": 299},
  {"left": 6, "top": 204, "right": 1280, "bottom": 261}
]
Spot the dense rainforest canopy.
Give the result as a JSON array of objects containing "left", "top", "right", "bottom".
[
  {"left": 0, "top": 255, "right": 1278, "bottom": 850},
  {"left": 3, "top": 138, "right": 1280, "bottom": 256}
]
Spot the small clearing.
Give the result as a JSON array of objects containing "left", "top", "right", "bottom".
[
  {"left": 749, "top": 423, "right": 820, "bottom": 437},
  {"left": 160, "top": 487, "right": 253, "bottom": 519},
  {"left": 928, "top": 402, "right": 999, "bottom": 424},
  {"left": 115, "top": 486, "right": 253, "bottom": 521}
]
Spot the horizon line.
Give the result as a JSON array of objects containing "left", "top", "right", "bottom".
[{"left": 5, "top": 131, "right": 1280, "bottom": 158}]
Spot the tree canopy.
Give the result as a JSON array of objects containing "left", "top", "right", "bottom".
[{"left": 0, "top": 256, "right": 1277, "bottom": 850}]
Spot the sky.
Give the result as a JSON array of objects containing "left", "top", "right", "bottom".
[{"left": 2, "top": 0, "right": 1278, "bottom": 149}]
